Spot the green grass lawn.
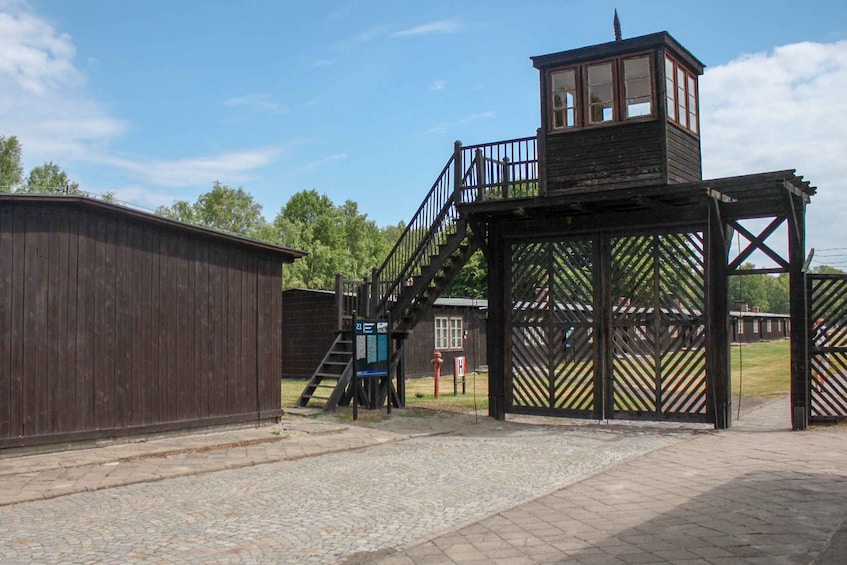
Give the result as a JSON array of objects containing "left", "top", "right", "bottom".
[
  {"left": 282, "top": 339, "right": 790, "bottom": 411},
  {"left": 730, "top": 338, "right": 790, "bottom": 398},
  {"left": 281, "top": 373, "right": 490, "bottom": 413}
]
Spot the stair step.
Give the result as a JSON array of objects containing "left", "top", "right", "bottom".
[
  {"left": 316, "top": 372, "right": 342, "bottom": 379},
  {"left": 303, "top": 394, "right": 330, "bottom": 401}
]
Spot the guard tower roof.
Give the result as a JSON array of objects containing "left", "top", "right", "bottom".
[{"left": 531, "top": 31, "right": 705, "bottom": 74}]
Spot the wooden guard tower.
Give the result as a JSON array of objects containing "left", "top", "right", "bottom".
[
  {"left": 300, "top": 26, "right": 816, "bottom": 430},
  {"left": 456, "top": 30, "right": 815, "bottom": 430}
]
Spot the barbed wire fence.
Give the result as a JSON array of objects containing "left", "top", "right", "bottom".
[
  {"left": 810, "top": 248, "right": 847, "bottom": 269},
  {"left": 0, "top": 183, "right": 161, "bottom": 216}
]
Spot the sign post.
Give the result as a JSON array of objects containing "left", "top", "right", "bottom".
[
  {"left": 353, "top": 316, "right": 390, "bottom": 420},
  {"left": 454, "top": 356, "right": 466, "bottom": 395}
]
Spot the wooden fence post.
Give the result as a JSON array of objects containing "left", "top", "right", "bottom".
[
  {"left": 453, "top": 140, "right": 463, "bottom": 203},
  {"left": 335, "top": 272, "right": 344, "bottom": 332},
  {"left": 502, "top": 157, "right": 511, "bottom": 199},
  {"left": 370, "top": 266, "right": 380, "bottom": 318},
  {"left": 475, "top": 148, "right": 485, "bottom": 200}
]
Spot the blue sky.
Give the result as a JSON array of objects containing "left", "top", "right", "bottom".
[{"left": 2, "top": 0, "right": 847, "bottom": 267}]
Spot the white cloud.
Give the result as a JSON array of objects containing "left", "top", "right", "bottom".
[
  {"left": 0, "top": 3, "right": 126, "bottom": 166},
  {"left": 0, "top": 4, "right": 283, "bottom": 198},
  {"left": 0, "top": 5, "right": 79, "bottom": 95},
  {"left": 393, "top": 19, "right": 461, "bottom": 37},
  {"left": 103, "top": 147, "right": 284, "bottom": 187},
  {"left": 424, "top": 111, "right": 496, "bottom": 135},
  {"left": 700, "top": 40, "right": 847, "bottom": 260},
  {"left": 357, "top": 24, "right": 392, "bottom": 43},
  {"left": 223, "top": 93, "right": 288, "bottom": 115},
  {"left": 430, "top": 79, "right": 446, "bottom": 91},
  {"left": 310, "top": 59, "right": 335, "bottom": 68},
  {"left": 298, "top": 152, "right": 348, "bottom": 173}
]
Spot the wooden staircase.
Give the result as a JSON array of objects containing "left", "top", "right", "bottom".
[
  {"left": 295, "top": 136, "right": 537, "bottom": 410},
  {"left": 391, "top": 220, "right": 478, "bottom": 335},
  {"left": 296, "top": 333, "right": 354, "bottom": 410}
]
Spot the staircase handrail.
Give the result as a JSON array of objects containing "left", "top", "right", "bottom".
[{"left": 371, "top": 135, "right": 539, "bottom": 318}]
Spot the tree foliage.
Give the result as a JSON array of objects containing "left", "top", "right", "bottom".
[
  {"left": 22, "top": 161, "right": 81, "bottom": 194},
  {"left": 811, "top": 264, "right": 846, "bottom": 275},
  {"left": 1, "top": 135, "right": 24, "bottom": 192},
  {"left": 445, "top": 250, "right": 487, "bottom": 298},
  {"left": 1, "top": 134, "right": 114, "bottom": 202},
  {"left": 156, "top": 186, "right": 399, "bottom": 291},
  {"left": 156, "top": 181, "right": 269, "bottom": 238},
  {"left": 728, "top": 263, "right": 791, "bottom": 314},
  {"left": 273, "top": 189, "right": 390, "bottom": 289}
]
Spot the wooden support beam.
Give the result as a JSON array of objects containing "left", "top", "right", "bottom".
[
  {"left": 708, "top": 198, "right": 731, "bottom": 429},
  {"left": 487, "top": 229, "right": 507, "bottom": 420},
  {"left": 782, "top": 179, "right": 811, "bottom": 202},
  {"left": 788, "top": 197, "right": 809, "bottom": 430},
  {"left": 727, "top": 217, "right": 789, "bottom": 271}
]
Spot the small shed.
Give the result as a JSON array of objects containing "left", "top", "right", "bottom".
[
  {"left": 0, "top": 195, "right": 304, "bottom": 449},
  {"left": 282, "top": 288, "right": 487, "bottom": 380}
]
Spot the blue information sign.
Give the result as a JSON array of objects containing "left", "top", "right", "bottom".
[{"left": 355, "top": 318, "right": 389, "bottom": 377}]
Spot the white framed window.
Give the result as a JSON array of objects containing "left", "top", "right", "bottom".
[
  {"left": 737, "top": 319, "right": 744, "bottom": 335},
  {"left": 665, "top": 54, "right": 699, "bottom": 135},
  {"left": 766, "top": 319, "right": 773, "bottom": 333},
  {"left": 624, "top": 56, "right": 652, "bottom": 118},
  {"left": 547, "top": 53, "right": 655, "bottom": 131},
  {"left": 435, "top": 316, "right": 464, "bottom": 350},
  {"left": 587, "top": 62, "right": 614, "bottom": 124},
  {"left": 752, "top": 319, "right": 760, "bottom": 334},
  {"left": 551, "top": 69, "right": 577, "bottom": 129}
]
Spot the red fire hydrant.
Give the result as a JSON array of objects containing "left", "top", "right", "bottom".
[{"left": 432, "top": 351, "right": 443, "bottom": 399}]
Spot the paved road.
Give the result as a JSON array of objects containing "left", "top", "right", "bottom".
[
  {"left": 0, "top": 413, "right": 685, "bottom": 564},
  {"left": 1, "top": 399, "right": 846, "bottom": 564}
]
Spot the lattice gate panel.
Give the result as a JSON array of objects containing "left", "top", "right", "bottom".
[
  {"left": 509, "top": 239, "right": 595, "bottom": 416},
  {"left": 657, "top": 232, "right": 707, "bottom": 417},
  {"left": 510, "top": 242, "right": 550, "bottom": 409},
  {"left": 551, "top": 240, "right": 595, "bottom": 412},
  {"left": 610, "top": 232, "right": 708, "bottom": 421},
  {"left": 808, "top": 275, "right": 847, "bottom": 421}
]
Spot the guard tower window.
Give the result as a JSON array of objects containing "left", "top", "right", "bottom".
[
  {"left": 587, "top": 62, "right": 614, "bottom": 124},
  {"left": 551, "top": 69, "right": 577, "bottom": 129},
  {"left": 624, "top": 56, "right": 652, "bottom": 118},
  {"left": 665, "top": 55, "right": 699, "bottom": 135},
  {"left": 547, "top": 53, "right": 655, "bottom": 131}
]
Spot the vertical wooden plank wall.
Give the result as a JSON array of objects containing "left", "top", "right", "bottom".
[{"left": 0, "top": 201, "right": 285, "bottom": 447}]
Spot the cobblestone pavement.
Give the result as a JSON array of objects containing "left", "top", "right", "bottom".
[
  {"left": 0, "top": 410, "right": 687, "bottom": 564},
  {"left": 1, "top": 398, "right": 846, "bottom": 564},
  {"left": 375, "top": 398, "right": 847, "bottom": 565}
]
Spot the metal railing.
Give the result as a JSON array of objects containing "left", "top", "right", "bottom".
[
  {"left": 459, "top": 136, "right": 540, "bottom": 202},
  {"left": 366, "top": 135, "right": 539, "bottom": 319}
]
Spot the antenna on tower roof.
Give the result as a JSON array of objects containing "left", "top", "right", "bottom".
[{"left": 614, "top": 9, "right": 622, "bottom": 41}]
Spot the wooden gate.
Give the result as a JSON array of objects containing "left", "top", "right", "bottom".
[
  {"left": 610, "top": 232, "right": 707, "bottom": 421},
  {"left": 808, "top": 274, "right": 847, "bottom": 422},
  {"left": 508, "top": 229, "right": 709, "bottom": 423}
]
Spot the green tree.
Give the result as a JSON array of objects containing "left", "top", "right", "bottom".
[
  {"left": 380, "top": 221, "right": 406, "bottom": 253},
  {"left": 0, "top": 135, "right": 24, "bottom": 192},
  {"left": 340, "top": 200, "right": 388, "bottom": 277},
  {"left": 156, "top": 181, "right": 269, "bottom": 238},
  {"left": 764, "top": 273, "right": 789, "bottom": 314},
  {"left": 445, "top": 250, "right": 487, "bottom": 298},
  {"left": 273, "top": 189, "right": 389, "bottom": 289},
  {"left": 729, "top": 263, "right": 783, "bottom": 313},
  {"left": 811, "top": 264, "right": 847, "bottom": 275},
  {"left": 22, "top": 162, "right": 81, "bottom": 194}
]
